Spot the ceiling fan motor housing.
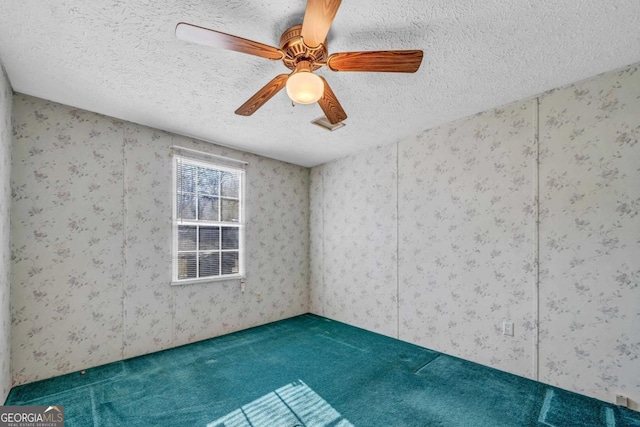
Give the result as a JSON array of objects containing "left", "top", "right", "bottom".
[{"left": 280, "top": 24, "right": 327, "bottom": 71}]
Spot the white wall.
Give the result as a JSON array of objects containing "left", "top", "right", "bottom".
[
  {"left": 10, "top": 94, "right": 309, "bottom": 385},
  {"left": 0, "top": 63, "right": 12, "bottom": 402},
  {"left": 310, "top": 63, "right": 640, "bottom": 408}
]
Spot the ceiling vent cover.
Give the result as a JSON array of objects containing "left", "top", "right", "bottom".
[{"left": 312, "top": 116, "right": 345, "bottom": 131}]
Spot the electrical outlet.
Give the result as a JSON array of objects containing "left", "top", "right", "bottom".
[{"left": 502, "top": 321, "right": 514, "bottom": 336}]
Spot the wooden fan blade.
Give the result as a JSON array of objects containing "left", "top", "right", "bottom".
[
  {"left": 327, "top": 50, "right": 423, "bottom": 73},
  {"left": 235, "top": 74, "right": 289, "bottom": 116},
  {"left": 301, "top": 0, "right": 342, "bottom": 48},
  {"left": 176, "top": 22, "right": 283, "bottom": 60},
  {"left": 318, "top": 77, "right": 347, "bottom": 124}
]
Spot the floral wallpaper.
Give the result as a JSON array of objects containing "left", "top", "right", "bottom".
[
  {"left": 309, "top": 167, "right": 324, "bottom": 315},
  {"left": 11, "top": 97, "right": 127, "bottom": 385},
  {"left": 10, "top": 94, "right": 309, "bottom": 385},
  {"left": 121, "top": 124, "right": 173, "bottom": 358},
  {"left": 310, "top": 62, "right": 640, "bottom": 407},
  {"left": 314, "top": 145, "right": 398, "bottom": 338},
  {"left": 538, "top": 65, "right": 640, "bottom": 407},
  {"left": 398, "top": 100, "right": 537, "bottom": 378},
  {"left": 0, "top": 64, "right": 12, "bottom": 402}
]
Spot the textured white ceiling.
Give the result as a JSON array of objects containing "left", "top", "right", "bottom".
[{"left": 1, "top": 1, "right": 639, "bottom": 167}]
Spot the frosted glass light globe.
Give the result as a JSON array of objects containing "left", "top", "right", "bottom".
[{"left": 286, "top": 71, "right": 324, "bottom": 104}]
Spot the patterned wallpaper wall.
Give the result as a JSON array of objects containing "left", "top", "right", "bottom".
[
  {"left": 398, "top": 100, "right": 537, "bottom": 378},
  {"left": 0, "top": 64, "right": 12, "bottom": 402},
  {"left": 10, "top": 94, "right": 309, "bottom": 385},
  {"left": 538, "top": 65, "right": 640, "bottom": 406},
  {"left": 310, "top": 63, "right": 640, "bottom": 406},
  {"left": 322, "top": 145, "right": 398, "bottom": 337},
  {"left": 309, "top": 168, "right": 324, "bottom": 315}
]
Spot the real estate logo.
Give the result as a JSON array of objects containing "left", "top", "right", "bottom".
[{"left": 0, "top": 406, "right": 64, "bottom": 427}]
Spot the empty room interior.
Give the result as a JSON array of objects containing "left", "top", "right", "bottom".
[{"left": 0, "top": 1, "right": 639, "bottom": 426}]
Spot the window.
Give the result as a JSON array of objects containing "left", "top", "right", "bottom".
[{"left": 172, "top": 154, "right": 245, "bottom": 283}]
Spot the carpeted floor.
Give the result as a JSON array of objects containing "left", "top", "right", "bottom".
[{"left": 5, "top": 314, "right": 640, "bottom": 426}]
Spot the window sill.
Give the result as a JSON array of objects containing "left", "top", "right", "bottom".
[{"left": 171, "top": 274, "right": 245, "bottom": 286}]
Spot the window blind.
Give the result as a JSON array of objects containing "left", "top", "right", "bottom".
[{"left": 172, "top": 149, "right": 245, "bottom": 283}]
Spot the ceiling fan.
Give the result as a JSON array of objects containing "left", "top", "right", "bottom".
[{"left": 175, "top": 0, "right": 423, "bottom": 125}]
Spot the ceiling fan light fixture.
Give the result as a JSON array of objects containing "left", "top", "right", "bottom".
[
  {"left": 286, "top": 61, "right": 324, "bottom": 104},
  {"left": 177, "top": 1, "right": 423, "bottom": 123}
]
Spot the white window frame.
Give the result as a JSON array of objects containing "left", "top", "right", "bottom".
[{"left": 171, "top": 155, "right": 246, "bottom": 285}]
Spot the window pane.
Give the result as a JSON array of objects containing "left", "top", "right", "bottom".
[
  {"left": 221, "top": 199, "right": 239, "bottom": 222},
  {"left": 178, "top": 164, "right": 196, "bottom": 193},
  {"left": 222, "top": 252, "right": 239, "bottom": 275},
  {"left": 174, "top": 159, "right": 244, "bottom": 282},
  {"left": 199, "top": 227, "right": 220, "bottom": 250},
  {"left": 199, "top": 253, "right": 220, "bottom": 277},
  {"left": 178, "top": 226, "right": 197, "bottom": 251},
  {"left": 178, "top": 253, "right": 197, "bottom": 279},
  {"left": 177, "top": 193, "right": 196, "bottom": 220},
  {"left": 221, "top": 227, "right": 239, "bottom": 250},
  {"left": 198, "top": 167, "right": 219, "bottom": 196},
  {"left": 221, "top": 171, "right": 239, "bottom": 198},
  {"left": 198, "top": 195, "right": 219, "bottom": 221}
]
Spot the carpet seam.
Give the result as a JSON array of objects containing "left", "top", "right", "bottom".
[
  {"left": 537, "top": 388, "right": 554, "bottom": 426},
  {"left": 412, "top": 354, "right": 442, "bottom": 375},
  {"left": 605, "top": 407, "right": 616, "bottom": 427},
  {"left": 90, "top": 387, "right": 99, "bottom": 427},
  {"left": 316, "top": 334, "right": 367, "bottom": 352},
  {"left": 12, "top": 377, "right": 123, "bottom": 406}
]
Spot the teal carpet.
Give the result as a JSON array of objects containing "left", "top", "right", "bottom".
[{"left": 5, "top": 314, "right": 640, "bottom": 426}]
